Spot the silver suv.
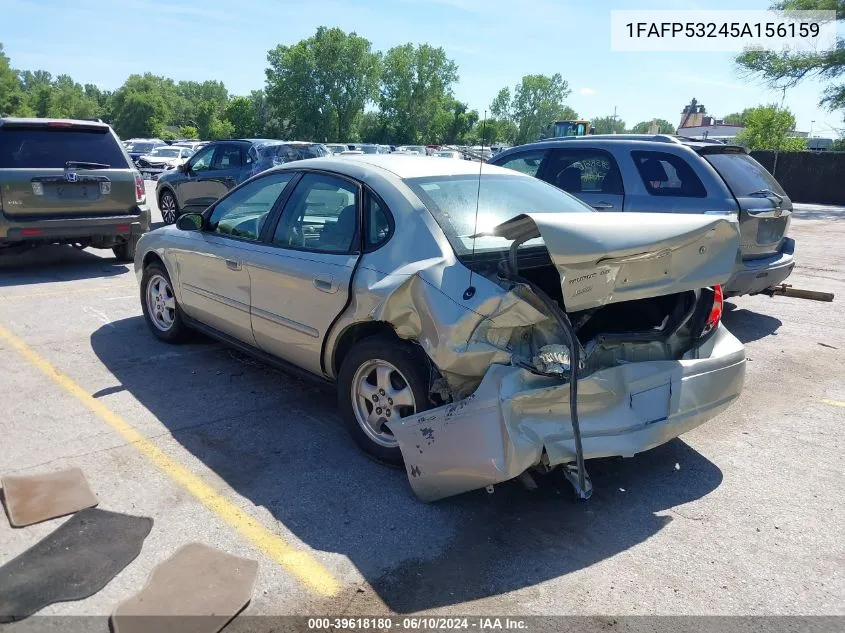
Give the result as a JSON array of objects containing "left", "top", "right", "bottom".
[{"left": 489, "top": 135, "right": 794, "bottom": 297}]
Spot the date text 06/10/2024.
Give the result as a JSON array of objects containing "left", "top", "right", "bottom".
[{"left": 307, "top": 617, "right": 529, "bottom": 630}]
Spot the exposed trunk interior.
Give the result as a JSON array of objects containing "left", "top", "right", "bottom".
[{"left": 487, "top": 250, "right": 713, "bottom": 371}]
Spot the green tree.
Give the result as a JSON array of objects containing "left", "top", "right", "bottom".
[
  {"left": 490, "top": 74, "right": 575, "bottom": 144},
  {"left": 266, "top": 27, "right": 380, "bottom": 142},
  {"left": 358, "top": 110, "right": 392, "bottom": 143},
  {"left": 110, "top": 74, "right": 181, "bottom": 137},
  {"left": 178, "top": 125, "right": 199, "bottom": 139},
  {"left": 195, "top": 100, "right": 217, "bottom": 140},
  {"left": 630, "top": 118, "right": 675, "bottom": 133},
  {"left": 592, "top": 115, "right": 626, "bottom": 135},
  {"left": 736, "top": 1, "right": 844, "bottom": 115},
  {"left": 723, "top": 109, "right": 754, "bottom": 126},
  {"left": 379, "top": 43, "right": 458, "bottom": 143},
  {"left": 224, "top": 96, "right": 257, "bottom": 137},
  {"left": 208, "top": 118, "right": 235, "bottom": 140},
  {"left": 470, "top": 118, "right": 514, "bottom": 145},
  {"left": 48, "top": 74, "right": 100, "bottom": 119},
  {"left": 438, "top": 98, "right": 478, "bottom": 144},
  {"left": 0, "top": 43, "right": 27, "bottom": 116},
  {"left": 111, "top": 91, "right": 167, "bottom": 137},
  {"left": 734, "top": 104, "right": 807, "bottom": 150},
  {"left": 175, "top": 80, "right": 228, "bottom": 123}
]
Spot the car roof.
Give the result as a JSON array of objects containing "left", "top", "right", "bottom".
[
  {"left": 276, "top": 154, "right": 526, "bottom": 179},
  {"left": 503, "top": 134, "right": 743, "bottom": 153}
]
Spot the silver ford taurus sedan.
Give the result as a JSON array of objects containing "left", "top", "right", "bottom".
[{"left": 135, "top": 155, "right": 746, "bottom": 501}]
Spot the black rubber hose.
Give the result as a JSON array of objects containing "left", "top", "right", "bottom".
[{"left": 500, "top": 248, "right": 588, "bottom": 497}]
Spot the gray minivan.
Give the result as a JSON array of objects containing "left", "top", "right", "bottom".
[{"left": 489, "top": 135, "right": 794, "bottom": 297}]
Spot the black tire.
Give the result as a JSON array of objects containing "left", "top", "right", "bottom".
[
  {"left": 140, "top": 262, "right": 189, "bottom": 343},
  {"left": 112, "top": 233, "right": 139, "bottom": 263},
  {"left": 337, "top": 335, "right": 431, "bottom": 466},
  {"left": 159, "top": 189, "right": 179, "bottom": 225}
]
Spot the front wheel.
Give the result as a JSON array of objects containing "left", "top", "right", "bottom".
[
  {"left": 141, "top": 262, "right": 188, "bottom": 343},
  {"left": 159, "top": 190, "right": 179, "bottom": 225},
  {"left": 337, "top": 336, "right": 431, "bottom": 465}
]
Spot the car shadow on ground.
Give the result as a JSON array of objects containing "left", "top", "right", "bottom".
[
  {"left": 0, "top": 245, "right": 128, "bottom": 287},
  {"left": 722, "top": 303, "right": 782, "bottom": 344},
  {"left": 91, "top": 317, "right": 723, "bottom": 613}
]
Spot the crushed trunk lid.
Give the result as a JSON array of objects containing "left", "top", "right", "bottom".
[{"left": 493, "top": 212, "right": 740, "bottom": 311}]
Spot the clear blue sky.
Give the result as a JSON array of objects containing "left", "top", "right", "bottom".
[{"left": 3, "top": 0, "right": 840, "bottom": 137}]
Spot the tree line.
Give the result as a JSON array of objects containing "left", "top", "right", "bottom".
[
  {"left": 3, "top": 24, "right": 837, "bottom": 151},
  {"left": 1, "top": 29, "right": 674, "bottom": 146}
]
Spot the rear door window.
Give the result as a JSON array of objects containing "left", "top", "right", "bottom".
[
  {"left": 631, "top": 151, "right": 706, "bottom": 198},
  {"left": 703, "top": 152, "right": 787, "bottom": 198},
  {"left": 0, "top": 127, "right": 128, "bottom": 168}
]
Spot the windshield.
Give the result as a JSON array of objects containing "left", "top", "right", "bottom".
[
  {"left": 150, "top": 147, "right": 181, "bottom": 157},
  {"left": 704, "top": 152, "right": 787, "bottom": 199},
  {"left": 0, "top": 128, "right": 128, "bottom": 169},
  {"left": 405, "top": 174, "right": 594, "bottom": 255},
  {"left": 360, "top": 145, "right": 379, "bottom": 154}
]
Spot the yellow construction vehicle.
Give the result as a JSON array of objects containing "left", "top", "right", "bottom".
[{"left": 547, "top": 119, "right": 594, "bottom": 138}]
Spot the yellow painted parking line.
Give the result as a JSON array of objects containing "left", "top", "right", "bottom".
[
  {"left": 2, "top": 285, "right": 136, "bottom": 300},
  {"left": 0, "top": 322, "right": 341, "bottom": 597},
  {"left": 821, "top": 399, "right": 845, "bottom": 409}
]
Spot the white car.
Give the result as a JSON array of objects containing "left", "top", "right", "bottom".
[{"left": 136, "top": 146, "right": 195, "bottom": 179}]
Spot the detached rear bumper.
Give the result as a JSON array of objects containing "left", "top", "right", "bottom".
[
  {"left": 0, "top": 206, "right": 150, "bottom": 245},
  {"left": 724, "top": 237, "right": 795, "bottom": 297},
  {"left": 388, "top": 324, "right": 745, "bottom": 502}
]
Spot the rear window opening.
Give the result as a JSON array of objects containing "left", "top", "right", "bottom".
[
  {"left": 0, "top": 128, "right": 129, "bottom": 169},
  {"left": 703, "top": 152, "right": 787, "bottom": 198}
]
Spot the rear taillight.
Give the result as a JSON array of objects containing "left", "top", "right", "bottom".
[
  {"left": 133, "top": 171, "right": 146, "bottom": 204},
  {"left": 701, "top": 284, "right": 723, "bottom": 337}
]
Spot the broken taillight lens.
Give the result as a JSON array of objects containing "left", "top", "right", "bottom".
[
  {"left": 133, "top": 171, "right": 146, "bottom": 204},
  {"left": 700, "top": 284, "right": 723, "bottom": 337}
]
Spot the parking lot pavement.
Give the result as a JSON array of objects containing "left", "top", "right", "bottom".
[{"left": 0, "top": 199, "right": 843, "bottom": 622}]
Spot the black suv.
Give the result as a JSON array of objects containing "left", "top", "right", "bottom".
[
  {"left": 155, "top": 140, "right": 328, "bottom": 224},
  {"left": 0, "top": 118, "right": 151, "bottom": 261}
]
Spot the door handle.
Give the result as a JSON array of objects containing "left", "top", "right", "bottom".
[
  {"left": 313, "top": 275, "right": 337, "bottom": 293},
  {"left": 225, "top": 259, "right": 242, "bottom": 271},
  {"left": 591, "top": 201, "right": 614, "bottom": 210},
  {"left": 746, "top": 207, "right": 790, "bottom": 218}
]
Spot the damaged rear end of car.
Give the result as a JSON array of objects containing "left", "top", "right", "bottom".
[{"left": 385, "top": 210, "right": 746, "bottom": 502}]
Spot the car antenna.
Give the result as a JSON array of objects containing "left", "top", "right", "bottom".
[{"left": 463, "top": 110, "right": 487, "bottom": 301}]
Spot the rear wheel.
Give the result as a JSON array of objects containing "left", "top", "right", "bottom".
[
  {"left": 337, "top": 336, "right": 431, "bottom": 465},
  {"left": 159, "top": 190, "right": 179, "bottom": 225},
  {"left": 141, "top": 262, "right": 188, "bottom": 342},
  {"left": 112, "top": 233, "right": 139, "bottom": 262}
]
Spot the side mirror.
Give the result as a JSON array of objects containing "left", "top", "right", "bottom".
[
  {"left": 176, "top": 213, "right": 204, "bottom": 231},
  {"left": 178, "top": 163, "right": 188, "bottom": 173}
]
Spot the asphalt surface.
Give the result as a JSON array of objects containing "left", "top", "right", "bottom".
[{"left": 0, "top": 185, "right": 843, "bottom": 626}]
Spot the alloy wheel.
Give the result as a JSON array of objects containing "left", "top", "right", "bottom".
[
  {"left": 160, "top": 193, "right": 177, "bottom": 224},
  {"left": 351, "top": 359, "right": 417, "bottom": 447},
  {"left": 146, "top": 274, "right": 177, "bottom": 331}
]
